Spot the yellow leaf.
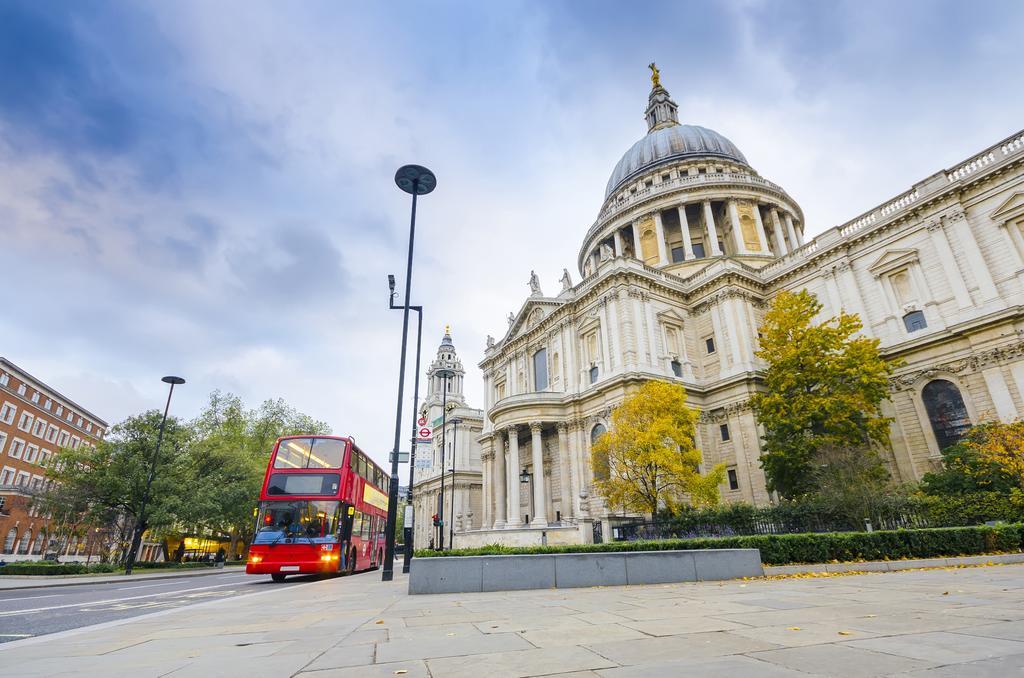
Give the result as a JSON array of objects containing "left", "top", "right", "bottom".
[
  {"left": 787, "top": 627, "right": 801, "bottom": 631},
  {"left": 375, "top": 620, "right": 385, "bottom": 624},
  {"left": 394, "top": 671, "right": 408, "bottom": 675},
  {"left": 838, "top": 631, "right": 853, "bottom": 636}
]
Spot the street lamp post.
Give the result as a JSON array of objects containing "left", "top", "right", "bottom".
[
  {"left": 124, "top": 375, "right": 185, "bottom": 576},
  {"left": 383, "top": 164, "right": 436, "bottom": 582},
  {"left": 448, "top": 418, "right": 460, "bottom": 550},
  {"left": 388, "top": 274, "right": 423, "bottom": 575},
  {"left": 434, "top": 367, "right": 455, "bottom": 550}
]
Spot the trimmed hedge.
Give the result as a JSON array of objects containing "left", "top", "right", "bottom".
[
  {"left": 0, "top": 560, "right": 219, "bottom": 576},
  {"left": 414, "top": 524, "right": 1024, "bottom": 566}
]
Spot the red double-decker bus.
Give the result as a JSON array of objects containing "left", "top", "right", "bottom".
[{"left": 246, "top": 435, "right": 390, "bottom": 582}]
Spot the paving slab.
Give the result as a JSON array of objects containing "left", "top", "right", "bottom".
[
  {"left": 846, "top": 630, "right": 1024, "bottom": 664},
  {"left": 749, "top": 642, "right": 937, "bottom": 677},
  {"left": 595, "top": 655, "right": 812, "bottom": 677},
  {"left": 426, "top": 645, "right": 617, "bottom": 677},
  {"left": 585, "top": 630, "right": 781, "bottom": 665}
]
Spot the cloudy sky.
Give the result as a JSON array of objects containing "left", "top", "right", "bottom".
[{"left": 2, "top": 0, "right": 1022, "bottom": 467}]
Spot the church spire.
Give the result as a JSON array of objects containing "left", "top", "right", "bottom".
[{"left": 645, "top": 62, "right": 679, "bottom": 133}]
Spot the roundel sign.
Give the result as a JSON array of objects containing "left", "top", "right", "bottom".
[
  {"left": 419, "top": 427, "right": 432, "bottom": 439},
  {"left": 418, "top": 416, "right": 427, "bottom": 426}
]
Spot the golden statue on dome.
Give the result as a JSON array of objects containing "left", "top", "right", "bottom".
[
  {"left": 445, "top": 324, "right": 451, "bottom": 335},
  {"left": 648, "top": 62, "right": 661, "bottom": 87}
]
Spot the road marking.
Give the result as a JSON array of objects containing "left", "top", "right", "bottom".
[
  {"left": 0, "top": 581, "right": 254, "bottom": 617},
  {"left": 0, "top": 634, "right": 33, "bottom": 638},
  {"left": 0, "top": 594, "right": 60, "bottom": 602},
  {"left": 115, "top": 583, "right": 182, "bottom": 591}
]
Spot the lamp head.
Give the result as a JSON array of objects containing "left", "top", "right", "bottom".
[
  {"left": 519, "top": 469, "right": 531, "bottom": 484},
  {"left": 162, "top": 376, "right": 185, "bottom": 385},
  {"left": 388, "top": 274, "right": 396, "bottom": 293},
  {"left": 394, "top": 165, "right": 437, "bottom": 195}
]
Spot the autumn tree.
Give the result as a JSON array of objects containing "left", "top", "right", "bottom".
[
  {"left": 752, "top": 290, "right": 897, "bottom": 499},
  {"left": 922, "top": 421, "right": 1024, "bottom": 495},
  {"left": 591, "top": 380, "right": 725, "bottom": 519}
]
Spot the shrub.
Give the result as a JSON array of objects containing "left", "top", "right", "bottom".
[
  {"left": 0, "top": 561, "right": 116, "bottom": 575},
  {"left": 414, "top": 524, "right": 1023, "bottom": 565}
]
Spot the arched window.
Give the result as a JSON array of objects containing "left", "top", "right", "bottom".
[
  {"left": 31, "top": 531, "right": 45, "bottom": 555},
  {"left": 2, "top": 528, "right": 15, "bottom": 554},
  {"left": 922, "top": 379, "right": 972, "bottom": 450},
  {"left": 533, "top": 349, "right": 548, "bottom": 391},
  {"left": 16, "top": 529, "right": 31, "bottom": 555},
  {"left": 591, "top": 424, "right": 609, "bottom": 480},
  {"left": 671, "top": 360, "right": 683, "bottom": 378}
]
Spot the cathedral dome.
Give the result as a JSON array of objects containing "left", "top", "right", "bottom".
[{"left": 604, "top": 124, "right": 749, "bottom": 199}]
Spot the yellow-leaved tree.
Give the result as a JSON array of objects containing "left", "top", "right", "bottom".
[
  {"left": 591, "top": 380, "right": 725, "bottom": 520},
  {"left": 965, "top": 421, "right": 1024, "bottom": 490}
]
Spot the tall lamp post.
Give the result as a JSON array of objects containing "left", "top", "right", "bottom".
[
  {"left": 448, "top": 418, "right": 460, "bottom": 550},
  {"left": 434, "top": 367, "right": 456, "bottom": 550},
  {"left": 388, "top": 274, "right": 423, "bottom": 575},
  {"left": 124, "top": 375, "right": 185, "bottom": 576},
  {"left": 383, "top": 164, "right": 436, "bottom": 582}
]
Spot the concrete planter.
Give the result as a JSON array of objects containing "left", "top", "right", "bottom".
[{"left": 408, "top": 548, "right": 762, "bottom": 594}]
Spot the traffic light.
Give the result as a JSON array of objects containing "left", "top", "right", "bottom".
[{"left": 432, "top": 513, "right": 440, "bottom": 527}]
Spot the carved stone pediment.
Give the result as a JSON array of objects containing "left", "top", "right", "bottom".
[
  {"left": 867, "top": 248, "right": 919, "bottom": 277},
  {"left": 990, "top": 191, "right": 1024, "bottom": 225},
  {"left": 503, "top": 298, "right": 566, "bottom": 343}
]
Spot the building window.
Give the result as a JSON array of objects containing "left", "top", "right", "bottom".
[
  {"left": 70, "top": 436, "right": 80, "bottom": 449},
  {"left": 25, "top": 444, "right": 38, "bottom": 464},
  {"left": 31, "top": 391, "right": 40, "bottom": 403},
  {"left": 589, "top": 365, "right": 599, "bottom": 384},
  {"left": 0, "top": 467, "right": 13, "bottom": 485},
  {"left": 705, "top": 337, "right": 716, "bottom": 354},
  {"left": 66, "top": 411, "right": 73, "bottom": 422},
  {"left": 17, "top": 413, "right": 32, "bottom": 432},
  {"left": 9, "top": 438, "right": 25, "bottom": 459},
  {"left": 0, "top": 373, "right": 7, "bottom": 387},
  {"left": 921, "top": 379, "right": 972, "bottom": 451},
  {"left": 3, "top": 529, "right": 15, "bottom": 554},
  {"left": 692, "top": 242, "right": 706, "bottom": 259},
  {"left": 903, "top": 310, "right": 927, "bottom": 332},
  {"left": 533, "top": 349, "right": 548, "bottom": 391},
  {"left": 0, "top": 432, "right": 6, "bottom": 455},
  {"left": 17, "top": 384, "right": 26, "bottom": 396},
  {"left": 44, "top": 399, "right": 52, "bottom": 411},
  {"left": 16, "top": 529, "right": 31, "bottom": 555},
  {"left": 55, "top": 405, "right": 63, "bottom": 416},
  {"left": 719, "top": 424, "right": 731, "bottom": 442},
  {"left": 0, "top": 403, "right": 14, "bottom": 424},
  {"left": 671, "top": 247, "right": 685, "bottom": 263},
  {"left": 45, "top": 425, "right": 58, "bottom": 443},
  {"left": 32, "top": 418, "right": 46, "bottom": 438},
  {"left": 57, "top": 431, "right": 69, "bottom": 447},
  {"left": 727, "top": 469, "right": 739, "bottom": 490},
  {"left": 671, "top": 360, "right": 683, "bottom": 377}
]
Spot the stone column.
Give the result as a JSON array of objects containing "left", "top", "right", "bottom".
[
  {"left": 529, "top": 422, "right": 548, "bottom": 526},
  {"left": 506, "top": 427, "right": 522, "bottom": 527},
  {"left": 493, "top": 435, "right": 507, "bottom": 528},
  {"left": 612, "top": 230, "right": 623, "bottom": 257},
  {"left": 728, "top": 200, "right": 746, "bottom": 255},
  {"left": 677, "top": 204, "right": 694, "bottom": 259},
  {"left": 631, "top": 223, "right": 641, "bottom": 260},
  {"left": 751, "top": 203, "right": 770, "bottom": 253},
  {"left": 703, "top": 201, "right": 722, "bottom": 255},
  {"left": 599, "top": 300, "right": 612, "bottom": 372},
  {"left": 567, "top": 420, "right": 583, "bottom": 518},
  {"left": 926, "top": 219, "right": 972, "bottom": 309},
  {"left": 769, "top": 207, "right": 788, "bottom": 256},
  {"left": 836, "top": 261, "right": 870, "bottom": 333},
  {"left": 946, "top": 211, "right": 999, "bottom": 303},
  {"left": 783, "top": 213, "right": 801, "bottom": 248},
  {"left": 556, "top": 423, "right": 573, "bottom": 521},
  {"left": 653, "top": 211, "right": 669, "bottom": 265},
  {"left": 981, "top": 367, "right": 1019, "bottom": 422}
]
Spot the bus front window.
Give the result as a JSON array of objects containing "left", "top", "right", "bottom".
[{"left": 254, "top": 500, "right": 341, "bottom": 543}]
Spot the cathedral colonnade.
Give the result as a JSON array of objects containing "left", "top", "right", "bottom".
[
  {"left": 584, "top": 197, "right": 805, "bottom": 274},
  {"left": 482, "top": 420, "right": 592, "bottom": 530}
]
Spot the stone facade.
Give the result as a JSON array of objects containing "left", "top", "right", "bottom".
[
  {"left": 410, "top": 330, "right": 483, "bottom": 550},
  {"left": 454, "top": 73, "right": 1024, "bottom": 547}
]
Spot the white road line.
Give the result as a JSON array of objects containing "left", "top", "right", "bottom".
[
  {"left": 0, "top": 594, "right": 60, "bottom": 602},
  {"left": 114, "top": 583, "right": 184, "bottom": 591},
  {"left": 0, "top": 634, "right": 33, "bottom": 638},
  {"left": 0, "top": 581, "right": 253, "bottom": 617}
]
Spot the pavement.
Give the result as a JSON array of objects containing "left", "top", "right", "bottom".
[
  {"left": 1, "top": 564, "right": 1023, "bottom": 677},
  {"left": 0, "top": 569, "right": 314, "bottom": 642},
  {"left": 0, "top": 564, "right": 246, "bottom": 590}
]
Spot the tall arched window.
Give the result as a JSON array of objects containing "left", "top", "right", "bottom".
[
  {"left": 2, "top": 528, "right": 15, "bottom": 554},
  {"left": 31, "top": 531, "right": 45, "bottom": 555},
  {"left": 922, "top": 379, "right": 972, "bottom": 450},
  {"left": 591, "top": 424, "right": 609, "bottom": 480},
  {"left": 16, "top": 529, "right": 31, "bottom": 555}
]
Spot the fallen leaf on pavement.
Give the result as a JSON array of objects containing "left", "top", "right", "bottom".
[
  {"left": 838, "top": 631, "right": 853, "bottom": 636},
  {"left": 787, "top": 627, "right": 801, "bottom": 631},
  {"left": 394, "top": 671, "right": 408, "bottom": 675},
  {"left": 375, "top": 620, "right": 385, "bottom": 624}
]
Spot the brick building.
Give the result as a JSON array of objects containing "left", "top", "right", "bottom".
[{"left": 0, "top": 357, "right": 108, "bottom": 561}]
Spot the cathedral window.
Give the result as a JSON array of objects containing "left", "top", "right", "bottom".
[
  {"left": 671, "top": 360, "right": 683, "bottom": 378},
  {"left": 533, "top": 349, "right": 548, "bottom": 391},
  {"left": 705, "top": 337, "right": 716, "bottom": 354},
  {"left": 692, "top": 242, "right": 706, "bottom": 259},
  {"left": 727, "top": 469, "right": 739, "bottom": 490},
  {"left": 719, "top": 424, "right": 730, "bottom": 442},
  {"left": 903, "top": 310, "right": 927, "bottom": 332},
  {"left": 589, "top": 365, "right": 599, "bottom": 384},
  {"left": 671, "top": 246, "right": 685, "bottom": 263},
  {"left": 921, "top": 379, "right": 972, "bottom": 451},
  {"left": 590, "top": 424, "right": 608, "bottom": 480}
]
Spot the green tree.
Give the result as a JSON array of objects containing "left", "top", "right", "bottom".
[
  {"left": 175, "top": 392, "right": 330, "bottom": 558},
  {"left": 591, "top": 381, "right": 725, "bottom": 519},
  {"left": 44, "top": 411, "right": 193, "bottom": 565},
  {"left": 810, "top": 444, "right": 895, "bottom": 529},
  {"left": 752, "top": 290, "right": 897, "bottom": 499}
]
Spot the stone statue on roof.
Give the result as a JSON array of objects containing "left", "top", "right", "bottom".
[
  {"left": 560, "top": 268, "right": 572, "bottom": 292},
  {"left": 528, "top": 270, "right": 542, "bottom": 296}
]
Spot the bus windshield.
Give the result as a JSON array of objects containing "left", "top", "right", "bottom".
[
  {"left": 254, "top": 500, "right": 341, "bottom": 543},
  {"left": 274, "top": 438, "right": 346, "bottom": 469}
]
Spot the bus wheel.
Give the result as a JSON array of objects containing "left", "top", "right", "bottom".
[{"left": 271, "top": 573, "right": 286, "bottom": 583}]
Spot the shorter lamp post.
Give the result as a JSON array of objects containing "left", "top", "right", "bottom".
[
  {"left": 125, "top": 375, "right": 184, "bottom": 576},
  {"left": 519, "top": 469, "right": 532, "bottom": 524},
  {"left": 434, "top": 368, "right": 456, "bottom": 549},
  {"left": 448, "top": 418, "right": 460, "bottom": 550}
]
